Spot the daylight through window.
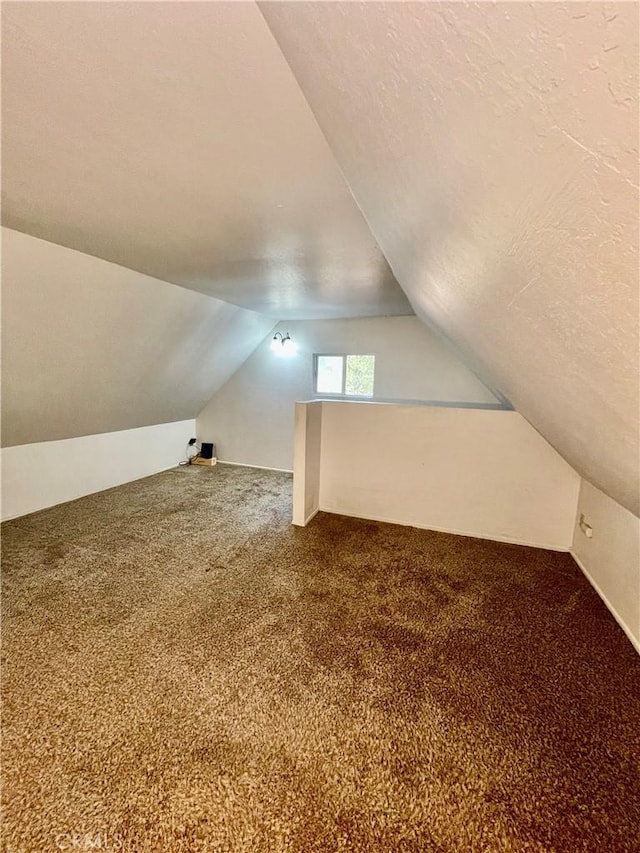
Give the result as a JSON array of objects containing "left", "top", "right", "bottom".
[{"left": 314, "top": 354, "right": 375, "bottom": 398}]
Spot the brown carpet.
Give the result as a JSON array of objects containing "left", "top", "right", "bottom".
[{"left": 2, "top": 464, "right": 639, "bottom": 853}]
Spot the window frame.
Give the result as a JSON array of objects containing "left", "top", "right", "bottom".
[{"left": 313, "top": 353, "right": 376, "bottom": 399}]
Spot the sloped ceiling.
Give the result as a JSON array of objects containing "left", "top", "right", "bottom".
[
  {"left": 261, "top": 1, "right": 639, "bottom": 516},
  {"left": 1, "top": 228, "right": 275, "bottom": 447},
  {"left": 2, "top": 2, "right": 637, "bottom": 516},
  {"left": 1, "top": 1, "right": 411, "bottom": 320}
]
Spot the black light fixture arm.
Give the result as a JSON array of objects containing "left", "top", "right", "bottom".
[{"left": 272, "top": 331, "right": 291, "bottom": 346}]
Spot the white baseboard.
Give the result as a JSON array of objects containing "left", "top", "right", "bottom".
[
  {"left": 318, "top": 506, "right": 570, "bottom": 552},
  {"left": 292, "top": 507, "right": 319, "bottom": 528},
  {"left": 217, "top": 460, "right": 293, "bottom": 474},
  {"left": 303, "top": 507, "right": 319, "bottom": 526},
  {"left": 571, "top": 551, "right": 640, "bottom": 655},
  {"left": 1, "top": 420, "right": 196, "bottom": 521},
  {"left": 2, "top": 462, "right": 180, "bottom": 522}
]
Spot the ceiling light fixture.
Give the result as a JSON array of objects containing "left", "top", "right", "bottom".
[{"left": 270, "top": 331, "right": 295, "bottom": 355}]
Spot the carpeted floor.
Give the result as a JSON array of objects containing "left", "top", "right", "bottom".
[{"left": 1, "top": 465, "right": 639, "bottom": 853}]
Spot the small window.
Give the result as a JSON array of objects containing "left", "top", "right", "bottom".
[{"left": 314, "top": 354, "right": 375, "bottom": 398}]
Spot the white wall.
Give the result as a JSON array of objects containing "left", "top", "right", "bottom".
[
  {"left": 1, "top": 420, "right": 195, "bottom": 521},
  {"left": 292, "top": 401, "right": 323, "bottom": 526},
  {"left": 295, "top": 401, "right": 580, "bottom": 551},
  {"left": 571, "top": 480, "right": 640, "bottom": 653},
  {"left": 197, "top": 316, "right": 501, "bottom": 471},
  {"left": 1, "top": 228, "right": 275, "bottom": 447}
]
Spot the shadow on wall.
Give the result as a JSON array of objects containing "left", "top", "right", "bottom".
[{"left": 293, "top": 400, "right": 580, "bottom": 552}]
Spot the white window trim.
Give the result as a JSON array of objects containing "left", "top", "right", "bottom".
[{"left": 313, "top": 353, "right": 375, "bottom": 399}]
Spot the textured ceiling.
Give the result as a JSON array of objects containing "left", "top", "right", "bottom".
[
  {"left": 261, "top": 1, "right": 639, "bottom": 516},
  {"left": 1, "top": 1, "right": 411, "bottom": 320},
  {"left": 2, "top": 1, "right": 638, "bottom": 515}
]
